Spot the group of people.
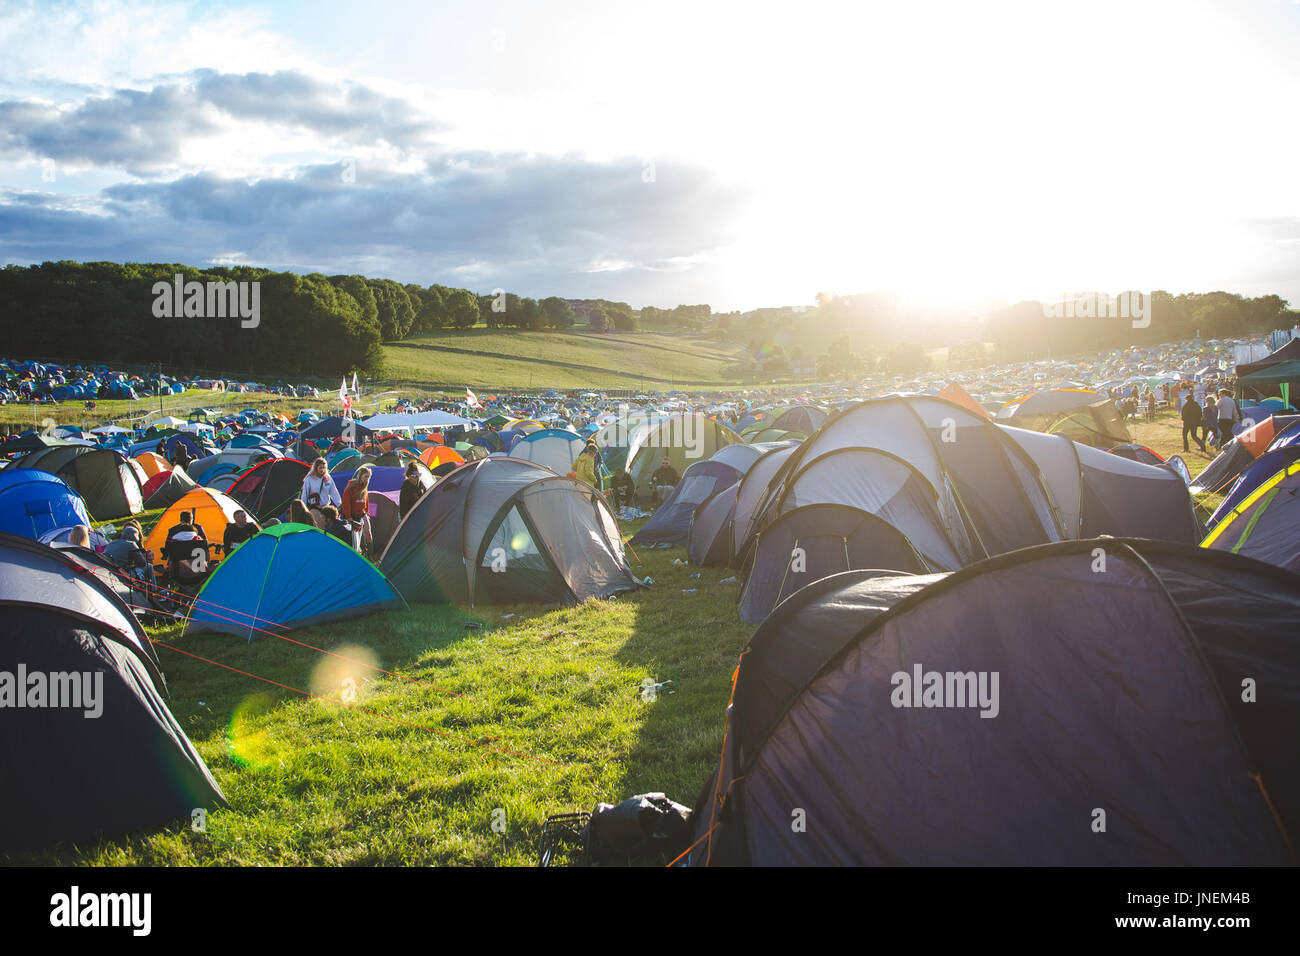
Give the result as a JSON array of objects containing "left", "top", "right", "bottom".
[
  {"left": 296, "top": 457, "right": 375, "bottom": 554},
  {"left": 568, "top": 438, "right": 681, "bottom": 511},
  {"left": 1180, "top": 388, "right": 1242, "bottom": 453}
]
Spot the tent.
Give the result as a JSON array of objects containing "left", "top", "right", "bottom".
[
  {"left": 741, "top": 397, "right": 1062, "bottom": 568},
  {"left": 143, "top": 467, "right": 198, "bottom": 510},
  {"left": 708, "top": 441, "right": 797, "bottom": 476},
  {"left": 1202, "top": 461, "right": 1300, "bottom": 573},
  {"left": 767, "top": 405, "right": 827, "bottom": 435},
  {"left": 227, "top": 458, "right": 310, "bottom": 522},
  {"left": 508, "top": 428, "right": 586, "bottom": 476},
  {"left": 0, "top": 533, "right": 226, "bottom": 850},
  {"left": 1208, "top": 445, "right": 1300, "bottom": 527},
  {"left": 0, "top": 470, "right": 91, "bottom": 540},
  {"left": 12, "top": 445, "right": 144, "bottom": 520},
  {"left": 419, "top": 445, "right": 465, "bottom": 470},
  {"left": 621, "top": 414, "right": 742, "bottom": 500},
  {"left": 1003, "top": 426, "right": 1201, "bottom": 542},
  {"left": 730, "top": 444, "right": 804, "bottom": 563},
  {"left": 686, "top": 482, "right": 740, "bottom": 566},
  {"left": 1191, "top": 414, "right": 1300, "bottom": 494},
  {"left": 133, "top": 450, "right": 173, "bottom": 478},
  {"left": 1108, "top": 443, "right": 1165, "bottom": 466},
  {"left": 142, "top": 487, "right": 245, "bottom": 560},
  {"left": 379, "top": 457, "right": 640, "bottom": 605},
  {"left": 687, "top": 539, "right": 1300, "bottom": 866},
  {"left": 187, "top": 523, "right": 406, "bottom": 639},
  {"left": 751, "top": 447, "right": 965, "bottom": 571},
  {"left": 631, "top": 460, "right": 742, "bottom": 547},
  {"left": 737, "top": 505, "right": 924, "bottom": 624}
]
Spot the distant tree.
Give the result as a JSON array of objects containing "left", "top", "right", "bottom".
[
  {"left": 587, "top": 304, "right": 609, "bottom": 332},
  {"left": 446, "top": 288, "right": 481, "bottom": 329},
  {"left": 541, "top": 296, "right": 575, "bottom": 329}
]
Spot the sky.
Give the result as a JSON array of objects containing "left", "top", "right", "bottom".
[{"left": 1, "top": 0, "right": 1298, "bottom": 312}]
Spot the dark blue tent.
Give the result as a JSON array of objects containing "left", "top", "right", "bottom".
[
  {"left": 631, "top": 460, "right": 741, "bottom": 547},
  {"left": 0, "top": 469, "right": 91, "bottom": 539},
  {"left": 1209, "top": 445, "right": 1300, "bottom": 527},
  {"left": 688, "top": 538, "right": 1300, "bottom": 866},
  {"left": 0, "top": 533, "right": 226, "bottom": 850}
]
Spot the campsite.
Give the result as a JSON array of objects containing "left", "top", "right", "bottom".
[{"left": 2, "top": 325, "right": 1299, "bottom": 868}]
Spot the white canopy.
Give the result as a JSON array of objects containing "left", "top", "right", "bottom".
[{"left": 360, "top": 410, "right": 474, "bottom": 431}]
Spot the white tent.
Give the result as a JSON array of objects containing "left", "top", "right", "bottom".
[{"left": 360, "top": 411, "right": 474, "bottom": 431}]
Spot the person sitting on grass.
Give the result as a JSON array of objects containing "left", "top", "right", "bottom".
[
  {"left": 610, "top": 469, "right": 636, "bottom": 510},
  {"left": 650, "top": 457, "right": 680, "bottom": 506}
]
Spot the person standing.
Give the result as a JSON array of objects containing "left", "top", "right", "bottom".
[
  {"left": 340, "top": 465, "right": 372, "bottom": 553},
  {"left": 1180, "top": 395, "right": 1206, "bottom": 452},
  {"left": 301, "top": 457, "right": 342, "bottom": 511},
  {"left": 1215, "top": 389, "right": 1239, "bottom": 447},
  {"left": 1202, "top": 394, "right": 1219, "bottom": 448},
  {"left": 399, "top": 462, "right": 425, "bottom": 519}
]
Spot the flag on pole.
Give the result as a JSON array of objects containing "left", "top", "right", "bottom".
[
  {"left": 466, "top": 388, "right": 481, "bottom": 409},
  {"left": 351, "top": 372, "right": 359, "bottom": 396},
  {"left": 339, "top": 376, "right": 351, "bottom": 413}
]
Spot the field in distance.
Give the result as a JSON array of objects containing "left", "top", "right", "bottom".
[{"left": 382, "top": 327, "right": 757, "bottom": 391}]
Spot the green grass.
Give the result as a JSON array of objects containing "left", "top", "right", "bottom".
[
  {"left": 382, "top": 327, "right": 755, "bottom": 390},
  {"left": 3, "top": 518, "right": 750, "bottom": 866}
]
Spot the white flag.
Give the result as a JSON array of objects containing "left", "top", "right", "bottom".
[
  {"left": 467, "top": 388, "right": 481, "bottom": 409},
  {"left": 339, "top": 376, "right": 348, "bottom": 410},
  {"left": 351, "top": 372, "right": 359, "bottom": 396}
]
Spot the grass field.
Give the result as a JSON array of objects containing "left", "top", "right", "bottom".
[
  {"left": 383, "top": 327, "right": 755, "bottom": 390},
  {"left": 3, "top": 515, "right": 749, "bottom": 866}
]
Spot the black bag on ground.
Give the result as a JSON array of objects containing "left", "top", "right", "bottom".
[{"left": 583, "top": 793, "right": 693, "bottom": 864}]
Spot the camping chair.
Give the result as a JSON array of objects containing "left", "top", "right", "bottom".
[{"left": 163, "top": 533, "right": 215, "bottom": 606}]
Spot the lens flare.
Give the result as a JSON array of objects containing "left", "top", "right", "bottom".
[
  {"left": 509, "top": 532, "right": 531, "bottom": 552},
  {"left": 226, "top": 693, "right": 281, "bottom": 769},
  {"left": 308, "top": 643, "right": 381, "bottom": 704}
]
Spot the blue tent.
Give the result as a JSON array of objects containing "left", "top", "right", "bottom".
[
  {"left": 186, "top": 523, "right": 405, "bottom": 640},
  {"left": 0, "top": 470, "right": 92, "bottom": 539},
  {"left": 1209, "top": 444, "right": 1300, "bottom": 526},
  {"left": 630, "top": 459, "right": 742, "bottom": 546}
]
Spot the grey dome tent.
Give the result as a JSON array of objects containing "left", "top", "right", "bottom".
[
  {"left": 1002, "top": 425, "right": 1201, "bottom": 542},
  {"left": 737, "top": 504, "right": 927, "bottom": 624},
  {"left": 631, "top": 459, "right": 741, "bottom": 547},
  {"left": 687, "top": 481, "right": 739, "bottom": 566},
  {"left": 687, "top": 538, "right": 1300, "bottom": 866},
  {"left": 13, "top": 445, "right": 145, "bottom": 520},
  {"left": 0, "top": 533, "right": 226, "bottom": 851},
  {"left": 379, "top": 457, "right": 641, "bottom": 605},
  {"left": 737, "top": 396, "right": 1062, "bottom": 568}
]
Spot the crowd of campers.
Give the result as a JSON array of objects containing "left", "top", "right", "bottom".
[{"left": 2, "top": 329, "right": 1298, "bottom": 863}]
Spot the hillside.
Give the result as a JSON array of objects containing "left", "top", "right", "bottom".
[{"left": 382, "top": 327, "right": 755, "bottom": 390}]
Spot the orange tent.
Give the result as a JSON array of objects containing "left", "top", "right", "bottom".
[
  {"left": 420, "top": 446, "right": 465, "bottom": 469},
  {"left": 134, "top": 450, "right": 172, "bottom": 477},
  {"left": 938, "top": 382, "right": 991, "bottom": 419},
  {"left": 143, "top": 487, "right": 244, "bottom": 561}
]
